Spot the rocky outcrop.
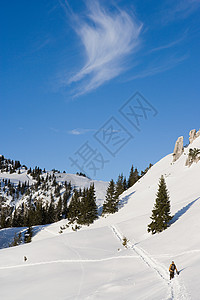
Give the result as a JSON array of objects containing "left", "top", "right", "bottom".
[
  {"left": 173, "top": 136, "right": 184, "bottom": 162},
  {"left": 189, "top": 129, "right": 200, "bottom": 144}
]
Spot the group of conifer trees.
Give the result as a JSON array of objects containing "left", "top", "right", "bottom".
[
  {"left": 0, "top": 173, "right": 72, "bottom": 229},
  {"left": 67, "top": 184, "right": 98, "bottom": 225},
  {"left": 102, "top": 164, "right": 173, "bottom": 235},
  {"left": 0, "top": 155, "right": 22, "bottom": 174},
  {"left": 0, "top": 152, "right": 173, "bottom": 235},
  {"left": 102, "top": 163, "right": 153, "bottom": 216}
]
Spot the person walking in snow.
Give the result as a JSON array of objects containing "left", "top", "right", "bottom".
[{"left": 169, "top": 261, "right": 179, "bottom": 280}]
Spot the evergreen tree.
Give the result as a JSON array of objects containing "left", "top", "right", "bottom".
[
  {"left": 12, "top": 209, "right": 20, "bottom": 227},
  {"left": 35, "top": 202, "right": 43, "bottom": 225},
  {"left": 78, "top": 185, "right": 98, "bottom": 225},
  {"left": 140, "top": 163, "right": 153, "bottom": 177},
  {"left": 102, "top": 179, "right": 118, "bottom": 215},
  {"left": 86, "top": 184, "right": 98, "bottom": 224},
  {"left": 56, "top": 197, "right": 62, "bottom": 221},
  {"left": 115, "top": 174, "right": 125, "bottom": 198},
  {"left": 10, "top": 232, "right": 22, "bottom": 247},
  {"left": 123, "top": 177, "right": 127, "bottom": 191},
  {"left": 78, "top": 188, "right": 87, "bottom": 224},
  {"left": 189, "top": 148, "right": 200, "bottom": 160},
  {"left": 62, "top": 190, "right": 70, "bottom": 218},
  {"left": 67, "top": 190, "right": 81, "bottom": 223},
  {"left": 24, "top": 207, "right": 34, "bottom": 227},
  {"left": 128, "top": 165, "right": 139, "bottom": 188},
  {"left": 0, "top": 209, "right": 6, "bottom": 228},
  {"left": 148, "top": 175, "right": 173, "bottom": 234},
  {"left": 24, "top": 226, "right": 33, "bottom": 243},
  {"left": 54, "top": 184, "right": 61, "bottom": 198},
  {"left": 47, "top": 197, "right": 56, "bottom": 224}
]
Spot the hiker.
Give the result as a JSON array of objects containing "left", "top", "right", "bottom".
[
  {"left": 24, "top": 256, "right": 27, "bottom": 262},
  {"left": 169, "top": 261, "right": 179, "bottom": 280}
]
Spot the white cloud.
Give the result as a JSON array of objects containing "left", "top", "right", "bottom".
[
  {"left": 68, "top": 128, "right": 95, "bottom": 135},
  {"left": 32, "top": 37, "right": 52, "bottom": 53},
  {"left": 65, "top": 0, "right": 142, "bottom": 96},
  {"left": 149, "top": 34, "right": 186, "bottom": 53},
  {"left": 163, "top": 0, "right": 200, "bottom": 23},
  {"left": 129, "top": 55, "right": 188, "bottom": 80},
  {"left": 173, "top": 0, "right": 200, "bottom": 16},
  {"left": 49, "top": 127, "right": 60, "bottom": 133}
]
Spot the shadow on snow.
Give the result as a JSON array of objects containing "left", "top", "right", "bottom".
[
  {"left": 170, "top": 197, "right": 200, "bottom": 225},
  {"left": 118, "top": 191, "right": 136, "bottom": 209}
]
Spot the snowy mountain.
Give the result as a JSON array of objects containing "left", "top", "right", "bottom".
[
  {"left": 0, "top": 130, "right": 200, "bottom": 299},
  {"left": 0, "top": 159, "right": 108, "bottom": 248},
  {"left": 0, "top": 166, "right": 108, "bottom": 211},
  {"left": 0, "top": 156, "right": 108, "bottom": 221}
]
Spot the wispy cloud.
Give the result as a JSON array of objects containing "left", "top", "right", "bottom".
[
  {"left": 68, "top": 128, "right": 95, "bottom": 135},
  {"left": 31, "top": 37, "right": 52, "bottom": 53},
  {"left": 173, "top": 0, "right": 200, "bottom": 16},
  {"left": 49, "top": 127, "right": 60, "bottom": 133},
  {"left": 63, "top": 0, "right": 142, "bottom": 96},
  {"left": 163, "top": 0, "right": 200, "bottom": 23},
  {"left": 149, "top": 34, "right": 186, "bottom": 53},
  {"left": 129, "top": 55, "right": 188, "bottom": 80}
]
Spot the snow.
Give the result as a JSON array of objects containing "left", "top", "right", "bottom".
[
  {"left": 0, "top": 136, "right": 200, "bottom": 299},
  {"left": 0, "top": 170, "right": 34, "bottom": 185},
  {"left": 0, "top": 170, "right": 108, "bottom": 211}
]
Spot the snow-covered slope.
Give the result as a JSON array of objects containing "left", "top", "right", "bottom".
[
  {"left": 0, "top": 170, "right": 108, "bottom": 209},
  {"left": 0, "top": 134, "right": 200, "bottom": 299},
  {"left": 54, "top": 172, "right": 108, "bottom": 209},
  {"left": 0, "top": 169, "right": 108, "bottom": 248}
]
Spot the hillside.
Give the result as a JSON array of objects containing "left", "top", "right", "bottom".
[
  {"left": 0, "top": 161, "right": 108, "bottom": 248},
  {"left": 0, "top": 130, "right": 200, "bottom": 299},
  {"left": 0, "top": 164, "right": 108, "bottom": 212}
]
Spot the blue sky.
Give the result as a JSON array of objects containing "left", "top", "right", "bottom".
[{"left": 1, "top": 0, "right": 200, "bottom": 181}]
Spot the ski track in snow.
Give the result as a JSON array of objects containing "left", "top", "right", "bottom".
[
  {"left": 110, "top": 225, "right": 190, "bottom": 300},
  {"left": 0, "top": 255, "right": 138, "bottom": 271}
]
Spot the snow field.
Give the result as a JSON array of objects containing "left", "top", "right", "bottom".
[{"left": 0, "top": 135, "right": 200, "bottom": 299}]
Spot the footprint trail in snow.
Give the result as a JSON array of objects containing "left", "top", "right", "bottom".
[{"left": 110, "top": 225, "right": 190, "bottom": 300}]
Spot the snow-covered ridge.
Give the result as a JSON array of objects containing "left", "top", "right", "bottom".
[{"left": 0, "top": 167, "right": 108, "bottom": 211}]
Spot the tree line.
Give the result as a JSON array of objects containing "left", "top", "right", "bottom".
[
  {"left": 1, "top": 152, "right": 172, "bottom": 237},
  {"left": 102, "top": 163, "right": 153, "bottom": 215},
  {"left": 0, "top": 173, "right": 72, "bottom": 229}
]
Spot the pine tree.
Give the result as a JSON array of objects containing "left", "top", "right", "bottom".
[
  {"left": 128, "top": 165, "right": 139, "bottom": 188},
  {"left": 47, "top": 194, "right": 56, "bottom": 224},
  {"left": 35, "top": 202, "right": 43, "bottom": 225},
  {"left": 78, "top": 187, "right": 87, "bottom": 224},
  {"left": 56, "top": 197, "right": 62, "bottom": 221},
  {"left": 12, "top": 209, "right": 20, "bottom": 227},
  {"left": 78, "top": 184, "right": 98, "bottom": 225},
  {"left": 88, "top": 184, "right": 98, "bottom": 222},
  {"left": 189, "top": 148, "right": 200, "bottom": 160},
  {"left": 0, "top": 209, "right": 6, "bottom": 228},
  {"left": 123, "top": 177, "right": 127, "bottom": 191},
  {"left": 115, "top": 174, "right": 125, "bottom": 198},
  {"left": 62, "top": 190, "right": 70, "bottom": 218},
  {"left": 68, "top": 190, "right": 81, "bottom": 223},
  {"left": 148, "top": 175, "right": 173, "bottom": 234},
  {"left": 24, "top": 226, "right": 33, "bottom": 243},
  {"left": 10, "top": 232, "right": 22, "bottom": 247},
  {"left": 102, "top": 179, "right": 118, "bottom": 215}
]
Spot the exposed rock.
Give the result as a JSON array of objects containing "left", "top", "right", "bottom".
[
  {"left": 185, "top": 153, "right": 191, "bottom": 167},
  {"left": 189, "top": 129, "right": 200, "bottom": 144},
  {"left": 173, "top": 136, "right": 184, "bottom": 162}
]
